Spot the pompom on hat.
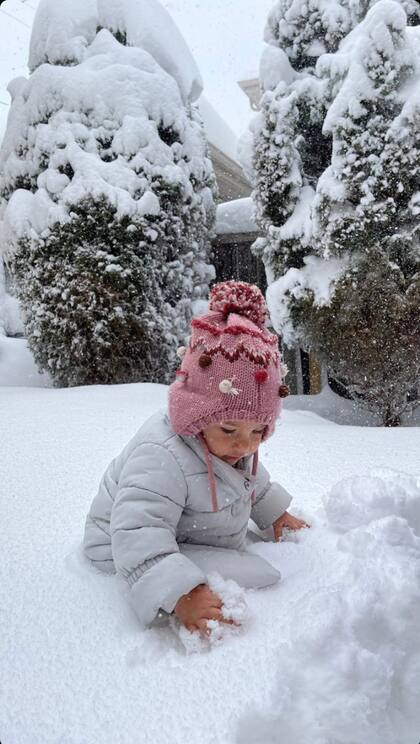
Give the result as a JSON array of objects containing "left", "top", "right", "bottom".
[{"left": 168, "top": 280, "right": 288, "bottom": 439}]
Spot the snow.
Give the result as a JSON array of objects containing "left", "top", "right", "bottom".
[
  {"left": 0, "top": 1, "right": 36, "bottom": 144},
  {"left": 1, "top": 381, "right": 420, "bottom": 743},
  {"left": 28, "top": 0, "right": 202, "bottom": 104},
  {"left": 0, "top": 0, "right": 277, "bottom": 144},
  {"left": 322, "top": 1, "right": 413, "bottom": 135},
  {"left": 216, "top": 197, "right": 258, "bottom": 235},
  {"left": 277, "top": 183, "right": 314, "bottom": 243},
  {"left": 28, "top": 0, "right": 98, "bottom": 70},
  {"left": 267, "top": 254, "right": 349, "bottom": 345},
  {"left": 0, "top": 26, "right": 205, "bottom": 251},
  {"left": 237, "top": 117, "right": 261, "bottom": 182},
  {"left": 122, "top": 0, "right": 203, "bottom": 104},
  {"left": 197, "top": 95, "right": 239, "bottom": 163},
  {"left": 0, "top": 258, "right": 23, "bottom": 336},
  {"left": 259, "top": 44, "right": 297, "bottom": 90},
  {"left": 0, "top": 336, "right": 50, "bottom": 386}
]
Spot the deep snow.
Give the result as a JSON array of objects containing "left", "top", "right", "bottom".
[{"left": 1, "top": 382, "right": 420, "bottom": 744}]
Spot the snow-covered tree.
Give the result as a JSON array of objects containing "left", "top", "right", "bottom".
[
  {"left": 0, "top": 0, "right": 216, "bottom": 386},
  {"left": 248, "top": 0, "right": 420, "bottom": 424}
]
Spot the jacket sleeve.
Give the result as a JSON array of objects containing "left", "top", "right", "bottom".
[
  {"left": 83, "top": 457, "right": 119, "bottom": 570},
  {"left": 110, "top": 442, "right": 206, "bottom": 626},
  {"left": 250, "top": 461, "right": 293, "bottom": 530}
]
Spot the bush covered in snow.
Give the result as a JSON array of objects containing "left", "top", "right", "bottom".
[
  {"left": 247, "top": 0, "right": 420, "bottom": 425},
  {"left": 0, "top": 0, "right": 216, "bottom": 386}
]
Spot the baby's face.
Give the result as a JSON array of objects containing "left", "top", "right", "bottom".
[{"left": 202, "top": 420, "right": 267, "bottom": 465}]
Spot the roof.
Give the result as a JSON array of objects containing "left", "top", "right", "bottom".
[{"left": 215, "top": 197, "right": 258, "bottom": 235}]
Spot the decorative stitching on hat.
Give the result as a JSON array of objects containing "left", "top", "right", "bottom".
[
  {"left": 191, "top": 318, "right": 222, "bottom": 336},
  {"left": 191, "top": 317, "right": 276, "bottom": 345}
]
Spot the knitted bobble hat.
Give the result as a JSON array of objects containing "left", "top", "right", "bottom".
[{"left": 168, "top": 280, "right": 287, "bottom": 439}]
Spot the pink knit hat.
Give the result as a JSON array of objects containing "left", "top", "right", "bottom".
[{"left": 168, "top": 281, "right": 289, "bottom": 439}]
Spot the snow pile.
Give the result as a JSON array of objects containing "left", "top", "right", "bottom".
[
  {"left": 237, "top": 470, "right": 420, "bottom": 744},
  {"left": 216, "top": 197, "right": 258, "bottom": 235},
  {"left": 0, "top": 256, "right": 23, "bottom": 336},
  {"left": 0, "top": 336, "right": 50, "bottom": 386},
  {"left": 28, "top": 0, "right": 202, "bottom": 104}
]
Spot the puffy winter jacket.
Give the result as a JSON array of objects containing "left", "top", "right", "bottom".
[{"left": 83, "top": 410, "right": 292, "bottom": 625}]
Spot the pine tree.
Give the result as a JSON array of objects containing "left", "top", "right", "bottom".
[
  {"left": 0, "top": 0, "right": 216, "bottom": 386},
  {"left": 296, "top": 2, "right": 420, "bottom": 425},
  {"left": 250, "top": 0, "right": 420, "bottom": 423}
]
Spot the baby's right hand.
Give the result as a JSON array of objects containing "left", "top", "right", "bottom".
[{"left": 173, "top": 584, "right": 237, "bottom": 634}]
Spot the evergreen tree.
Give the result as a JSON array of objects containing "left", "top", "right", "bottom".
[
  {"left": 249, "top": 0, "right": 420, "bottom": 423},
  {"left": 0, "top": 0, "right": 216, "bottom": 386}
]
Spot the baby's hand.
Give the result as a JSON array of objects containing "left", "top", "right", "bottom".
[
  {"left": 273, "top": 511, "right": 310, "bottom": 542},
  {"left": 173, "top": 583, "right": 238, "bottom": 635}
]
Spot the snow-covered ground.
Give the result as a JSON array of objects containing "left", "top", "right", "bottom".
[{"left": 2, "top": 380, "right": 420, "bottom": 744}]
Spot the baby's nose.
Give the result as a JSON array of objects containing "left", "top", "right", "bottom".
[{"left": 233, "top": 434, "right": 252, "bottom": 453}]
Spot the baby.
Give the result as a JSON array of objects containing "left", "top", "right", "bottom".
[{"left": 83, "top": 281, "right": 307, "bottom": 633}]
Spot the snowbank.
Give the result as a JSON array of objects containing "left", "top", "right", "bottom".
[
  {"left": 238, "top": 472, "right": 420, "bottom": 744},
  {"left": 0, "top": 336, "right": 50, "bottom": 386},
  {"left": 0, "top": 258, "right": 23, "bottom": 337},
  {"left": 1, "top": 382, "right": 420, "bottom": 743}
]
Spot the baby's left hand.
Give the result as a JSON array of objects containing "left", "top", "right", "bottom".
[{"left": 273, "top": 511, "right": 309, "bottom": 542}]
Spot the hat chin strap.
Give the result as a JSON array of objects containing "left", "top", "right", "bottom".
[{"left": 198, "top": 435, "right": 259, "bottom": 513}]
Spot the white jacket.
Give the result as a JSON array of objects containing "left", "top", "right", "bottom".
[{"left": 83, "top": 410, "right": 292, "bottom": 624}]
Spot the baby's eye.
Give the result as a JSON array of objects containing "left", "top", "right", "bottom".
[
  {"left": 253, "top": 429, "right": 265, "bottom": 435},
  {"left": 221, "top": 427, "right": 235, "bottom": 435}
]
